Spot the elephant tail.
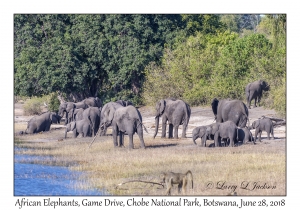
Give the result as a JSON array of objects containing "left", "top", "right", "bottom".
[{"left": 137, "top": 120, "right": 148, "bottom": 134}]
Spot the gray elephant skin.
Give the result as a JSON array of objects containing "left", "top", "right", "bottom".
[
  {"left": 73, "top": 108, "right": 84, "bottom": 121},
  {"left": 211, "top": 98, "right": 249, "bottom": 128},
  {"left": 58, "top": 97, "right": 102, "bottom": 124},
  {"left": 115, "top": 100, "right": 133, "bottom": 107},
  {"left": 206, "top": 121, "right": 238, "bottom": 147},
  {"left": 192, "top": 126, "right": 211, "bottom": 147},
  {"left": 237, "top": 127, "right": 254, "bottom": 144},
  {"left": 25, "top": 112, "right": 60, "bottom": 134},
  {"left": 112, "top": 105, "right": 146, "bottom": 149},
  {"left": 99, "top": 102, "right": 124, "bottom": 136},
  {"left": 82, "top": 107, "right": 101, "bottom": 137},
  {"left": 251, "top": 118, "right": 274, "bottom": 142},
  {"left": 65, "top": 119, "right": 92, "bottom": 138},
  {"left": 245, "top": 80, "right": 269, "bottom": 108},
  {"left": 154, "top": 98, "right": 191, "bottom": 139}
]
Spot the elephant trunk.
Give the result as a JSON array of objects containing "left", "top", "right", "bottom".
[{"left": 153, "top": 116, "right": 159, "bottom": 139}]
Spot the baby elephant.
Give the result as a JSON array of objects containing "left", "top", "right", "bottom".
[
  {"left": 65, "top": 119, "right": 92, "bottom": 138},
  {"left": 192, "top": 126, "right": 210, "bottom": 147},
  {"left": 237, "top": 127, "right": 254, "bottom": 144},
  {"left": 251, "top": 118, "right": 274, "bottom": 142}
]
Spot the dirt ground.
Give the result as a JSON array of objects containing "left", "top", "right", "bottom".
[{"left": 14, "top": 101, "right": 286, "bottom": 146}]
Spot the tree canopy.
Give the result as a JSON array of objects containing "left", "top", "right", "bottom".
[{"left": 14, "top": 14, "right": 286, "bottom": 115}]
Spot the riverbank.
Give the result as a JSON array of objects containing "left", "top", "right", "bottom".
[{"left": 14, "top": 102, "right": 286, "bottom": 196}]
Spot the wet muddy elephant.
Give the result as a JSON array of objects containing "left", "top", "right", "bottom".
[
  {"left": 25, "top": 112, "right": 60, "bottom": 134},
  {"left": 154, "top": 98, "right": 191, "bottom": 139}
]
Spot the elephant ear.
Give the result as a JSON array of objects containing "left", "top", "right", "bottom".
[
  {"left": 159, "top": 99, "right": 165, "bottom": 115},
  {"left": 70, "top": 122, "right": 76, "bottom": 131},
  {"left": 252, "top": 120, "right": 260, "bottom": 129},
  {"left": 107, "top": 106, "right": 114, "bottom": 123},
  {"left": 211, "top": 98, "right": 219, "bottom": 117}
]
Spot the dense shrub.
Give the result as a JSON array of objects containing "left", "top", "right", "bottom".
[
  {"left": 142, "top": 31, "right": 286, "bottom": 117},
  {"left": 47, "top": 92, "right": 61, "bottom": 113},
  {"left": 23, "top": 97, "right": 44, "bottom": 115}
]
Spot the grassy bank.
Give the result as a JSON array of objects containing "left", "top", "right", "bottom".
[{"left": 14, "top": 127, "right": 286, "bottom": 196}]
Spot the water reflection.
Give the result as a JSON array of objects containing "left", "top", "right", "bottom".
[{"left": 14, "top": 148, "right": 107, "bottom": 196}]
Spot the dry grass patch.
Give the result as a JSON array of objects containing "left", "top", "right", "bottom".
[{"left": 15, "top": 130, "right": 286, "bottom": 196}]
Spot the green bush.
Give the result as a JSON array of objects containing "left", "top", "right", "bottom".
[
  {"left": 47, "top": 92, "right": 61, "bottom": 112},
  {"left": 23, "top": 97, "right": 44, "bottom": 115}
]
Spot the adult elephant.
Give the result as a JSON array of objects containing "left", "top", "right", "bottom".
[
  {"left": 154, "top": 98, "right": 191, "bottom": 139},
  {"left": 211, "top": 98, "right": 249, "bottom": 128},
  {"left": 58, "top": 102, "right": 75, "bottom": 125},
  {"left": 112, "top": 105, "right": 146, "bottom": 149},
  {"left": 245, "top": 80, "right": 270, "bottom": 108},
  {"left": 25, "top": 112, "right": 60, "bottom": 134},
  {"left": 82, "top": 107, "right": 101, "bottom": 137},
  {"left": 99, "top": 102, "right": 124, "bottom": 136},
  {"left": 58, "top": 97, "right": 102, "bottom": 124}
]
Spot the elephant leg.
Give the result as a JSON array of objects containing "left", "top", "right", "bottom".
[
  {"left": 254, "top": 129, "right": 259, "bottom": 142},
  {"left": 128, "top": 133, "right": 134, "bottom": 149},
  {"left": 173, "top": 125, "right": 179, "bottom": 139},
  {"left": 112, "top": 124, "right": 118, "bottom": 147},
  {"left": 119, "top": 131, "right": 124, "bottom": 147},
  {"left": 182, "top": 124, "right": 187, "bottom": 138},
  {"left": 161, "top": 116, "right": 167, "bottom": 138},
  {"left": 168, "top": 124, "right": 173, "bottom": 138},
  {"left": 258, "top": 131, "right": 262, "bottom": 142},
  {"left": 271, "top": 129, "right": 275, "bottom": 140},
  {"left": 267, "top": 130, "right": 270, "bottom": 140},
  {"left": 72, "top": 130, "right": 77, "bottom": 138},
  {"left": 137, "top": 126, "right": 146, "bottom": 149},
  {"left": 214, "top": 132, "right": 220, "bottom": 147},
  {"left": 200, "top": 136, "right": 206, "bottom": 147}
]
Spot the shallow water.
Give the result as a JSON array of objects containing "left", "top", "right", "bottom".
[{"left": 14, "top": 148, "right": 107, "bottom": 196}]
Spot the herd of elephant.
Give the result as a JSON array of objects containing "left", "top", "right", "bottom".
[{"left": 22, "top": 80, "right": 275, "bottom": 149}]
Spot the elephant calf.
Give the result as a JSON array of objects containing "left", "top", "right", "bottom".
[
  {"left": 206, "top": 121, "right": 238, "bottom": 147},
  {"left": 251, "top": 118, "right": 275, "bottom": 142},
  {"left": 65, "top": 119, "right": 92, "bottom": 138},
  {"left": 192, "top": 126, "right": 210, "bottom": 147},
  {"left": 237, "top": 127, "right": 254, "bottom": 144}
]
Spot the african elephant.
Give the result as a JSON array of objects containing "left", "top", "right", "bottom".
[
  {"left": 73, "top": 108, "right": 84, "bottom": 121},
  {"left": 64, "top": 119, "right": 92, "bottom": 138},
  {"left": 50, "top": 112, "right": 61, "bottom": 124},
  {"left": 192, "top": 126, "right": 210, "bottom": 147},
  {"left": 237, "top": 127, "right": 254, "bottom": 144},
  {"left": 206, "top": 121, "right": 238, "bottom": 147},
  {"left": 211, "top": 98, "right": 249, "bottom": 128},
  {"left": 245, "top": 80, "right": 270, "bottom": 108},
  {"left": 99, "top": 102, "right": 124, "bottom": 136},
  {"left": 154, "top": 98, "right": 191, "bottom": 139},
  {"left": 58, "top": 102, "right": 75, "bottom": 125},
  {"left": 58, "top": 97, "right": 102, "bottom": 124},
  {"left": 25, "top": 112, "right": 60, "bottom": 134},
  {"left": 251, "top": 118, "right": 274, "bottom": 142},
  {"left": 115, "top": 100, "right": 133, "bottom": 107},
  {"left": 82, "top": 107, "right": 101, "bottom": 137},
  {"left": 112, "top": 105, "right": 146, "bottom": 149}
]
